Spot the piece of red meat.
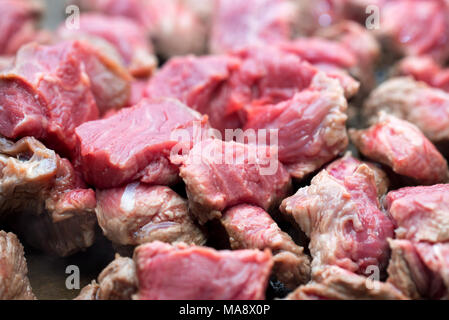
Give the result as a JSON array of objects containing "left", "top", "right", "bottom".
[
  {"left": 350, "top": 113, "right": 448, "bottom": 185},
  {"left": 58, "top": 13, "right": 157, "bottom": 78},
  {"left": 75, "top": 98, "right": 212, "bottom": 189},
  {"left": 210, "top": 0, "right": 293, "bottom": 54},
  {"left": 221, "top": 204, "right": 311, "bottom": 289},
  {"left": 244, "top": 73, "right": 348, "bottom": 180},
  {"left": 281, "top": 161, "right": 394, "bottom": 275},
  {"left": 178, "top": 138, "right": 291, "bottom": 224},
  {"left": 133, "top": 241, "right": 273, "bottom": 300},
  {"left": 387, "top": 239, "right": 449, "bottom": 299},
  {"left": 96, "top": 183, "right": 206, "bottom": 246},
  {"left": 363, "top": 77, "right": 449, "bottom": 144},
  {"left": 376, "top": 0, "right": 449, "bottom": 63},
  {"left": 396, "top": 56, "right": 449, "bottom": 92},
  {"left": 384, "top": 184, "right": 449, "bottom": 243},
  {"left": 0, "top": 0, "right": 43, "bottom": 55}
]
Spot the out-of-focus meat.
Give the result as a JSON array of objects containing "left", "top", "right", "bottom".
[
  {"left": 96, "top": 183, "right": 206, "bottom": 246},
  {"left": 210, "top": 0, "right": 293, "bottom": 54},
  {"left": 0, "top": 231, "right": 35, "bottom": 300},
  {"left": 244, "top": 73, "right": 348, "bottom": 180},
  {"left": 280, "top": 163, "right": 394, "bottom": 274},
  {"left": 144, "top": 54, "right": 241, "bottom": 132},
  {"left": 384, "top": 185, "right": 449, "bottom": 243},
  {"left": 221, "top": 204, "right": 310, "bottom": 289},
  {"left": 0, "top": 0, "right": 43, "bottom": 55},
  {"left": 0, "top": 56, "right": 14, "bottom": 71},
  {"left": 127, "top": 79, "right": 148, "bottom": 107},
  {"left": 387, "top": 239, "right": 449, "bottom": 299},
  {"left": 0, "top": 40, "right": 131, "bottom": 157},
  {"left": 58, "top": 13, "right": 157, "bottom": 78},
  {"left": 325, "top": 152, "right": 389, "bottom": 196},
  {"left": 396, "top": 56, "right": 449, "bottom": 92},
  {"left": 287, "top": 266, "right": 406, "bottom": 300},
  {"left": 75, "top": 255, "right": 137, "bottom": 300},
  {"left": 179, "top": 139, "right": 291, "bottom": 224},
  {"left": 376, "top": 0, "right": 449, "bottom": 63},
  {"left": 363, "top": 77, "right": 449, "bottom": 144},
  {"left": 134, "top": 241, "right": 273, "bottom": 300},
  {"left": 0, "top": 137, "right": 96, "bottom": 257},
  {"left": 75, "top": 98, "right": 212, "bottom": 189},
  {"left": 350, "top": 113, "right": 449, "bottom": 185}
]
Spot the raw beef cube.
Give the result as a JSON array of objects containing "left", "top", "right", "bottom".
[
  {"left": 133, "top": 241, "right": 273, "bottom": 300},
  {"left": 287, "top": 266, "right": 406, "bottom": 300},
  {"left": 75, "top": 98, "right": 212, "bottom": 189},
  {"left": 179, "top": 138, "right": 291, "bottom": 224},
  {"left": 244, "top": 73, "right": 348, "bottom": 180},
  {"left": 210, "top": 0, "right": 293, "bottom": 53},
  {"left": 58, "top": 13, "right": 157, "bottom": 78},
  {"left": 350, "top": 113, "right": 448, "bottom": 185},
  {"left": 0, "top": 137, "right": 97, "bottom": 257},
  {"left": 387, "top": 239, "right": 449, "bottom": 299},
  {"left": 375, "top": 0, "right": 449, "bottom": 63},
  {"left": 384, "top": 184, "right": 449, "bottom": 243},
  {"left": 75, "top": 255, "right": 138, "bottom": 300},
  {"left": 0, "top": 231, "right": 35, "bottom": 300},
  {"left": 280, "top": 163, "right": 394, "bottom": 274},
  {"left": 96, "top": 183, "right": 206, "bottom": 246},
  {"left": 221, "top": 204, "right": 310, "bottom": 289},
  {"left": 363, "top": 77, "right": 449, "bottom": 144},
  {"left": 395, "top": 56, "right": 449, "bottom": 92}
]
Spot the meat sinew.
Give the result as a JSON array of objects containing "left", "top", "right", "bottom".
[
  {"left": 133, "top": 241, "right": 273, "bottom": 300},
  {"left": 0, "top": 137, "right": 96, "bottom": 257},
  {"left": 287, "top": 266, "right": 406, "bottom": 300},
  {"left": 280, "top": 159, "right": 394, "bottom": 275},
  {"left": 178, "top": 138, "right": 291, "bottom": 224},
  {"left": 221, "top": 204, "right": 310, "bottom": 289},
  {"left": 96, "top": 183, "right": 206, "bottom": 246},
  {"left": 384, "top": 184, "right": 449, "bottom": 243},
  {"left": 244, "top": 73, "right": 348, "bottom": 180},
  {"left": 75, "top": 98, "right": 212, "bottom": 189},
  {"left": 58, "top": 13, "right": 157, "bottom": 78},
  {"left": 210, "top": 0, "right": 293, "bottom": 54},
  {"left": 363, "top": 77, "right": 449, "bottom": 144},
  {"left": 350, "top": 113, "right": 449, "bottom": 185},
  {"left": 75, "top": 255, "right": 138, "bottom": 300},
  {"left": 0, "top": 40, "right": 131, "bottom": 157},
  {"left": 0, "top": 231, "right": 35, "bottom": 300}
]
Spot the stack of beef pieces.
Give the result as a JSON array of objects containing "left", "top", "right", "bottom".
[{"left": 1, "top": 0, "right": 449, "bottom": 300}]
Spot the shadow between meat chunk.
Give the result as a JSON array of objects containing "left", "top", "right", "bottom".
[
  {"left": 0, "top": 136, "right": 96, "bottom": 257},
  {"left": 0, "top": 231, "right": 35, "bottom": 300}
]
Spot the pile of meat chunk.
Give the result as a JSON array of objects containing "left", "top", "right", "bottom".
[{"left": 1, "top": 0, "right": 449, "bottom": 301}]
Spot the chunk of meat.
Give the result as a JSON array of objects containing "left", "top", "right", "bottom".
[
  {"left": 0, "top": 231, "right": 35, "bottom": 300},
  {"left": 179, "top": 139, "right": 291, "bottom": 224},
  {"left": 58, "top": 13, "right": 157, "bottom": 78},
  {"left": 96, "top": 183, "right": 206, "bottom": 246},
  {"left": 325, "top": 152, "right": 389, "bottom": 196},
  {"left": 75, "top": 98, "right": 212, "bottom": 189},
  {"left": 376, "top": 0, "right": 449, "bottom": 63},
  {"left": 387, "top": 239, "right": 449, "bottom": 299},
  {"left": 363, "top": 77, "right": 449, "bottom": 144},
  {"left": 210, "top": 0, "right": 293, "bottom": 54},
  {"left": 287, "top": 266, "right": 406, "bottom": 300},
  {"left": 221, "top": 204, "right": 310, "bottom": 289},
  {"left": 133, "top": 241, "right": 273, "bottom": 300},
  {"left": 0, "top": 0, "right": 43, "bottom": 55},
  {"left": 0, "top": 137, "right": 96, "bottom": 257},
  {"left": 75, "top": 255, "right": 138, "bottom": 300},
  {"left": 244, "top": 73, "right": 348, "bottom": 179},
  {"left": 350, "top": 113, "right": 449, "bottom": 185},
  {"left": 280, "top": 164, "right": 394, "bottom": 274},
  {"left": 384, "top": 184, "right": 449, "bottom": 243},
  {"left": 0, "top": 56, "right": 14, "bottom": 71},
  {"left": 395, "top": 56, "right": 449, "bottom": 92}
]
